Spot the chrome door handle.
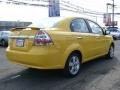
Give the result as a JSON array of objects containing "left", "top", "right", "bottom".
[{"left": 77, "top": 37, "right": 83, "bottom": 39}]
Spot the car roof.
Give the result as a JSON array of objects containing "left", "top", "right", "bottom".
[
  {"left": 29, "top": 16, "right": 89, "bottom": 29},
  {"left": 29, "top": 16, "right": 97, "bottom": 31}
]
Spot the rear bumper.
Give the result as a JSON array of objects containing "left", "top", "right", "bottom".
[{"left": 6, "top": 47, "right": 64, "bottom": 69}]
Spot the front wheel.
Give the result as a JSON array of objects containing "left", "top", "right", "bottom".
[
  {"left": 64, "top": 53, "right": 81, "bottom": 77},
  {"left": 106, "top": 45, "right": 114, "bottom": 59}
]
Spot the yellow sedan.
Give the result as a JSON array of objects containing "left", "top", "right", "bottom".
[{"left": 6, "top": 17, "right": 114, "bottom": 77}]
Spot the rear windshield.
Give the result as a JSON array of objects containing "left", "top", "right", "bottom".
[{"left": 28, "top": 17, "right": 64, "bottom": 28}]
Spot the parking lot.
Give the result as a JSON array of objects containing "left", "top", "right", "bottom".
[{"left": 0, "top": 41, "right": 120, "bottom": 90}]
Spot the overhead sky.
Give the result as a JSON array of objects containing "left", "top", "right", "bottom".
[{"left": 0, "top": 0, "right": 120, "bottom": 26}]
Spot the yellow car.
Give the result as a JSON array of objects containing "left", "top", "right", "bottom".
[{"left": 6, "top": 17, "right": 114, "bottom": 77}]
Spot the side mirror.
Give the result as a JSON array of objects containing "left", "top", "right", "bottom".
[{"left": 105, "top": 30, "right": 110, "bottom": 35}]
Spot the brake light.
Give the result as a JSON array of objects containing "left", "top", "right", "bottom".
[{"left": 34, "top": 31, "right": 53, "bottom": 46}]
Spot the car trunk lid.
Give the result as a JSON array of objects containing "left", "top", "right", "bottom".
[{"left": 9, "top": 27, "right": 40, "bottom": 51}]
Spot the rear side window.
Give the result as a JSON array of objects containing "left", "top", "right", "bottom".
[{"left": 70, "top": 19, "right": 89, "bottom": 33}]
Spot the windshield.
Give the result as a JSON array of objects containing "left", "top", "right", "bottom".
[{"left": 28, "top": 17, "right": 64, "bottom": 28}]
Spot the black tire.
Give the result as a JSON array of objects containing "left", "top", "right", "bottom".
[
  {"left": 64, "top": 53, "right": 81, "bottom": 77},
  {"left": 106, "top": 45, "right": 114, "bottom": 59}
]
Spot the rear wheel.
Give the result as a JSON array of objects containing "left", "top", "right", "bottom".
[
  {"left": 64, "top": 53, "right": 81, "bottom": 77},
  {"left": 106, "top": 45, "right": 114, "bottom": 59}
]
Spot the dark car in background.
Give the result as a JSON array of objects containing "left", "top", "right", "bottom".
[
  {"left": 0, "top": 31, "right": 11, "bottom": 47},
  {"left": 107, "top": 27, "right": 120, "bottom": 40}
]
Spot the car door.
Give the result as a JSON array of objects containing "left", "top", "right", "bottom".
[
  {"left": 70, "top": 18, "right": 98, "bottom": 62},
  {"left": 86, "top": 20, "right": 109, "bottom": 57}
]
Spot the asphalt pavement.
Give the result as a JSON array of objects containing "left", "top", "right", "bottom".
[{"left": 0, "top": 41, "right": 120, "bottom": 90}]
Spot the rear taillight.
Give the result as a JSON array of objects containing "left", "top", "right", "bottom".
[{"left": 34, "top": 31, "right": 53, "bottom": 46}]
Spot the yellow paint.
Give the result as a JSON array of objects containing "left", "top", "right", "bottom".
[{"left": 6, "top": 17, "right": 114, "bottom": 69}]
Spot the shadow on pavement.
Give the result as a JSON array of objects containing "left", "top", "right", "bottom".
[{"left": 0, "top": 56, "right": 119, "bottom": 90}]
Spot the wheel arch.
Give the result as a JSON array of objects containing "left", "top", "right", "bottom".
[
  {"left": 62, "top": 44, "right": 84, "bottom": 68},
  {"left": 68, "top": 50, "right": 82, "bottom": 61}
]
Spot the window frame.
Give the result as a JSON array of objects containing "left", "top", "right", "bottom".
[{"left": 85, "top": 19, "right": 105, "bottom": 35}]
